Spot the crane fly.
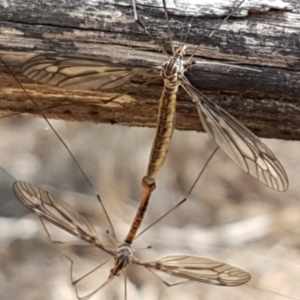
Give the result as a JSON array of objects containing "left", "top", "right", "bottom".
[
  {"left": 20, "top": 0, "right": 288, "bottom": 196},
  {"left": 14, "top": 180, "right": 250, "bottom": 300},
  {"left": 0, "top": 2, "right": 288, "bottom": 298},
  {"left": 3, "top": 47, "right": 251, "bottom": 296}
]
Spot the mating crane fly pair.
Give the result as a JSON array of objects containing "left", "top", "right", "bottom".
[
  {"left": 11, "top": 0, "right": 288, "bottom": 299},
  {"left": 21, "top": 12, "right": 289, "bottom": 194}
]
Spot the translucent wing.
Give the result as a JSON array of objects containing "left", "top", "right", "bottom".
[
  {"left": 14, "top": 181, "right": 112, "bottom": 254},
  {"left": 181, "top": 77, "right": 288, "bottom": 192},
  {"left": 137, "top": 255, "right": 250, "bottom": 286},
  {"left": 22, "top": 55, "right": 157, "bottom": 90}
]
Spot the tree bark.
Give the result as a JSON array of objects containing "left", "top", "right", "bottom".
[{"left": 0, "top": 0, "right": 299, "bottom": 140}]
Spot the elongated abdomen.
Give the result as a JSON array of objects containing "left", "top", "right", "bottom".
[
  {"left": 124, "top": 86, "right": 177, "bottom": 243},
  {"left": 145, "top": 85, "right": 177, "bottom": 184}
]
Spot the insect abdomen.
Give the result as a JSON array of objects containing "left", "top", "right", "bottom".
[{"left": 144, "top": 86, "right": 177, "bottom": 183}]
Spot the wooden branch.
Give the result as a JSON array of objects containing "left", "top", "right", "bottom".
[{"left": 0, "top": 0, "right": 299, "bottom": 140}]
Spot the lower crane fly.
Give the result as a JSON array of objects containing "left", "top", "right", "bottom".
[
  {"left": 14, "top": 179, "right": 250, "bottom": 300},
  {"left": 21, "top": 0, "right": 288, "bottom": 194}
]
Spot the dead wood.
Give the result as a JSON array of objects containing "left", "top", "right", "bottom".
[{"left": 0, "top": 0, "right": 299, "bottom": 140}]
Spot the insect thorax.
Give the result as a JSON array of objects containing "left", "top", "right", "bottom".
[
  {"left": 109, "top": 243, "right": 133, "bottom": 277},
  {"left": 161, "top": 53, "right": 185, "bottom": 89}
]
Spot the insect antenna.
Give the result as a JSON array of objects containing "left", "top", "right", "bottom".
[
  {"left": 135, "top": 146, "right": 218, "bottom": 240},
  {"left": 186, "top": 0, "right": 245, "bottom": 63},
  {"left": 0, "top": 56, "right": 117, "bottom": 237}
]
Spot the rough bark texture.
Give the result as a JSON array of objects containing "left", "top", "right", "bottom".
[{"left": 0, "top": 0, "right": 299, "bottom": 140}]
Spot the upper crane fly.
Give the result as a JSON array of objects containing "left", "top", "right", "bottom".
[{"left": 21, "top": 0, "right": 288, "bottom": 193}]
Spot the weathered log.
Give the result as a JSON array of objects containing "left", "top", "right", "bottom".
[{"left": 0, "top": 0, "right": 299, "bottom": 140}]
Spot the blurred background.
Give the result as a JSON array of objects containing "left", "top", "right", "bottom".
[{"left": 0, "top": 114, "right": 299, "bottom": 300}]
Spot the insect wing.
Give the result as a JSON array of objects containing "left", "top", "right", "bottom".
[
  {"left": 13, "top": 181, "right": 111, "bottom": 253},
  {"left": 181, "top": 78, "right": 288, "bottom": 192},
  {"left": 138, "top": 255, "right": 250, "bottom": 286},
  {"left": 22, "top": 55, "right": 157, "bottom": 90}
]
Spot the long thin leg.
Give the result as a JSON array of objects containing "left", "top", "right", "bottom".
[
  {"left": 131, "top": 0, "right": 168, "bottom": 55},
  {"left": 187, "top": 0, "right": 246, "bottom": 63},
  {"left": 161, "top": 0, "right": 174, "bottom": 54},
  {"left": 124, "top": 268, "right": 127, "bottom": 300},
  {"left": 134, "top": 147, "right": 218, "bottom": 240},
  {"left": 64, "top": 254, "right": 113, "bottom": 300},
  {"left": 0, "top": 56, "right": 117, "bottom": 240}
]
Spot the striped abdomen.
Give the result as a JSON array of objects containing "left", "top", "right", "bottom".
[{"left": 144, "top": 84, "right": 177, "bottom": 185}]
